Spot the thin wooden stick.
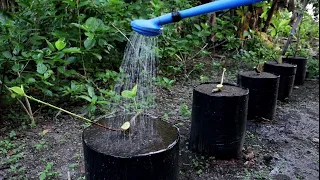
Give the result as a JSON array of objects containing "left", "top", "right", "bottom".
[{"left": 281, "top": 0, "right": 309, "bottom": 56}]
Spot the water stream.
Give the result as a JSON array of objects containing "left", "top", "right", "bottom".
[
  {"left": 84, "top": 32, "right": 175, "bottom": 156},
  {"left": 117, "top": 32, "right": 157, "bottom": 106}
]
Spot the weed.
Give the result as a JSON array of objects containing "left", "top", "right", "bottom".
[
  {"left": 69, "top": 163, "right": 79, "bottom": 169},
  {"left": 179, "top": 104, "right": 191, "bottom": 118},
  {"left": 73, "top": 153, "right": 82, "bottom": 160},
  {"left": 162, "top": 113, "right": 169, "bottom": 121},
  {"left": 244, "top": 169, "right": 269, "bottom": 180},
  {"left": 0, "top": 138, "right": 25, "bottom": 178},
  {"left": 153, "top": 76, "right": 176, "bottom": 89},
  {"left": 39, "top": 162, "right": 59, "bottom": 180},
  {"left": 34, "top": 141, "right": 49, "bottom": 151},
  {"left": 9, "top": 131, "right": 16, "bottom": 139},
  {"left": 200, "top": 75, "right": 209, "bottom": 83}
]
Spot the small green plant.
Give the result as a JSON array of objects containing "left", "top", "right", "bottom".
[
  {"left": 39, "top": 162, "right": 59, "bottom": 180},
  {"left": 200, "top": 75, "right": 209, "bottom": 83},
  {"left": 34, "top": 141, "right": 49, "bottom": 151},
  {"left": 9, "top": 164, "right": 25, "bottom": 178},
  {"left": 9, "top": 86, "right": 130, "bottom": 131},
  {"left": 153, "top": 77, "right": 176, "bottom": 89},
  {"left": 162, "top": 113, "right": 169, "bottom": 121},
  {"left": 179, "top": 104, "right": 191, "bottom": 118},
  {"left": 307, "top": 57, "right": 319, "bottom": 78},
  {"left": 69, "top": 163, "right": 79, "bottom": 169}
]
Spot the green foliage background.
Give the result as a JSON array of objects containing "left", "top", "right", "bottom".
[{"left": 0, "top": 0, "right": 319, "bottom": 116}]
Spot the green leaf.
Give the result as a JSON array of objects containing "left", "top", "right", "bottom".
[
  {"left": 10, "top": 86, "right": 25, "bottom": 96},
  {"left": 78, "top": 95, "right": 92, "bottom": 102},
  {"left": 163, "top": 77, "right": 169, "bottom": 83},
  {"left": 131, "top": 84, "right": 138, "bottom": 96},
  {"left": 11, "top": 64, "right": 23, "bottom": 72},
  {"left": 98, "top": 39, "right": 107, "bottom": 47},
  {"left": 97, "top": 101, "right": 110, "bottom": 105},
  {"left": 62, "top": 47, "right": 81, "bottom": 53},
  {"left": 45, "top": 90, "right": 53, "bottom": 97},
  {"left": 84, "top": 38, "right": 96, "bottom": 50},
  {"left": 2, "top": 51, "right": 12, "bottom": 59},
  {"left": 92, "top": 53, "right": 102, "bottom": 60},
  {"left": 71, "top": 23, "right": 88, "bottom": 31},
  {"left": 194, "top": 24, "right": 201, "bottom": 31},
  {"left": 27, "top": 78, "right": 36, "bottom": 83},
  {"left": 84, "top": 32, "right": 95, "bottom": 39},
  {"left": 66, "top": 57, "right": 77, "bottom": 64},
  {"left": 120, "top": 121, "right": 130, "bottom": 130},
  {"left": 121, "top": 90, "right": 133, "bottom": 98},
  {"left": 271, "top": 29, "right": 276, "bottom": 37},
  {"left": 121, "top": 84, "right": 138, "bottom": 98},
  {"left": 87, "top": 86, "right": 95, "bottom": 98},
  {"left": 279, "top": 19, "right": 290, "bottom": 28},
  {"left": 55, "top": 40, "right": 66, "bottom": 51},
  {"left": 39, "top": 172, "right": 46, "bottom": 180},
  {"left": 46, "top": 39, "right": 55, "bottom": 51},
  {"left": 63, "top": 0, "right": 76, "bottom": 7},
  {"left": 21, "top": 52, "right": 31, "bottom": 58},
  {"left": 44, "top": 70, "right": 53, "bottom": 79},
  {"left": 91, "top": 95, "right": 97, "bottom": 104},
  {"left": 37, "top": 63, "right": 47, "bottom": 74},
  {"left": 85, "top": 17, "right": 103, "bottom": 32}
]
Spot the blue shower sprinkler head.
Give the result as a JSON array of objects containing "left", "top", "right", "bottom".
[
  {"left": 130, "top": 19, "right": 163, "bottom": 37},
  {"left": 130, "top": 0, "right": 265, "bottom": 37}
]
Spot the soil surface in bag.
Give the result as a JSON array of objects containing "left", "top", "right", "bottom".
[
  {"left": 83, "top": 115, "right": 178, "bottom": 157},
  {"left": 195, "top": 83, "right": 248, "bottom": 96}
]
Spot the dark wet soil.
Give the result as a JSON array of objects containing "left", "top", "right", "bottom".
[
  {"left": 195, "top": 83, "right": 248, "bottom": 97},
  {"left": 239, "top": 71, "right": 279, "bottom": 79},
  {"left": 0, "top": 79, "right": 318, "bottom": 180},
  {"left": 83, "top": 114, "right": 178, "bottom": 156}
]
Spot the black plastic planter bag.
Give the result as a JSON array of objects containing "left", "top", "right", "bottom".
[
  {"left": 82, "top": 114, "right": 180, "bottom": 180},
  {"left": 264, "top": 61, "right": 297, "bottom": 101},
  {"left": 238, "top": 71, "right": 280, "bottom": 120},
  {"left": 189, "top": 82, "right": 249, "bottom": 159},
  {"left": 282, "top": 56, "right": 307, "bottom": 85}
]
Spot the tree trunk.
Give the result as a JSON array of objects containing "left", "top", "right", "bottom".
[
  {"left": 0, "top": 0, "right": 16, "bottom": 12},
  {"left": 262, "top": 0, "right": 279, "bottom": 32}
]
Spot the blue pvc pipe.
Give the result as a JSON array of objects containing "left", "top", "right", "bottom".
[
  {"left": 131, "top": 0, "right": 265, "bottom": 36},
  {"left": 151, "top": 0, "right": 264, "bottom": 26}
]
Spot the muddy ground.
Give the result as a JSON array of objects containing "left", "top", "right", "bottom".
[{"left": 0, "top": 78, "right": 319, "bottom": 180}]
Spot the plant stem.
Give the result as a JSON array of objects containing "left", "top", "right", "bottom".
[
  {"left": 16, "top": 71, "right": 35, "bottom": 123},
  {"left": 111, "top": 23, "right": 136, "bottom": 51},
  {"left": 294, "top": 26, "right": 301, "bottom": 57},
  {"left": 220, "top": 68, "right": 226, "bottom": 85},
  {"left": 3, "top": 84, "right": 33, "bottom": 121},
  {"left": 25, "top": 95, "right": 123, "bottom": 132},
  {"left": 24, "top": 96, "right": 35, "bottom": 123}
]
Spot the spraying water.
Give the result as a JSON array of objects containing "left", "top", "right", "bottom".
[
  {"left": 87, "top": 32, "right": 164, "bottom": 156},
  {"left": 119, "top": 32, "right": 157, "bottom": 107}
]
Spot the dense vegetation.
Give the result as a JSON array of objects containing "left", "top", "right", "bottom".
[{"left": 0, "top": 0, "right": 319, "bottom": 123}]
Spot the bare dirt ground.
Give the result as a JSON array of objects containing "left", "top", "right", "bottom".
[{"left": 0, "top": 79, "right": 318, "bottom": 180}]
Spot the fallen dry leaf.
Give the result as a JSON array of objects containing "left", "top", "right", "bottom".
[
  {"left": 81, "top": 166, "right": 85, "bottom": 173},
  {"left": 244, "top": 151, "right": 254, "bottom": 160},
  {"left": 7, "top": 150, "right": 15, "bottom": 156},
  {"left": 41, "top": 129, "right": 50, "bottom": 135}
]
